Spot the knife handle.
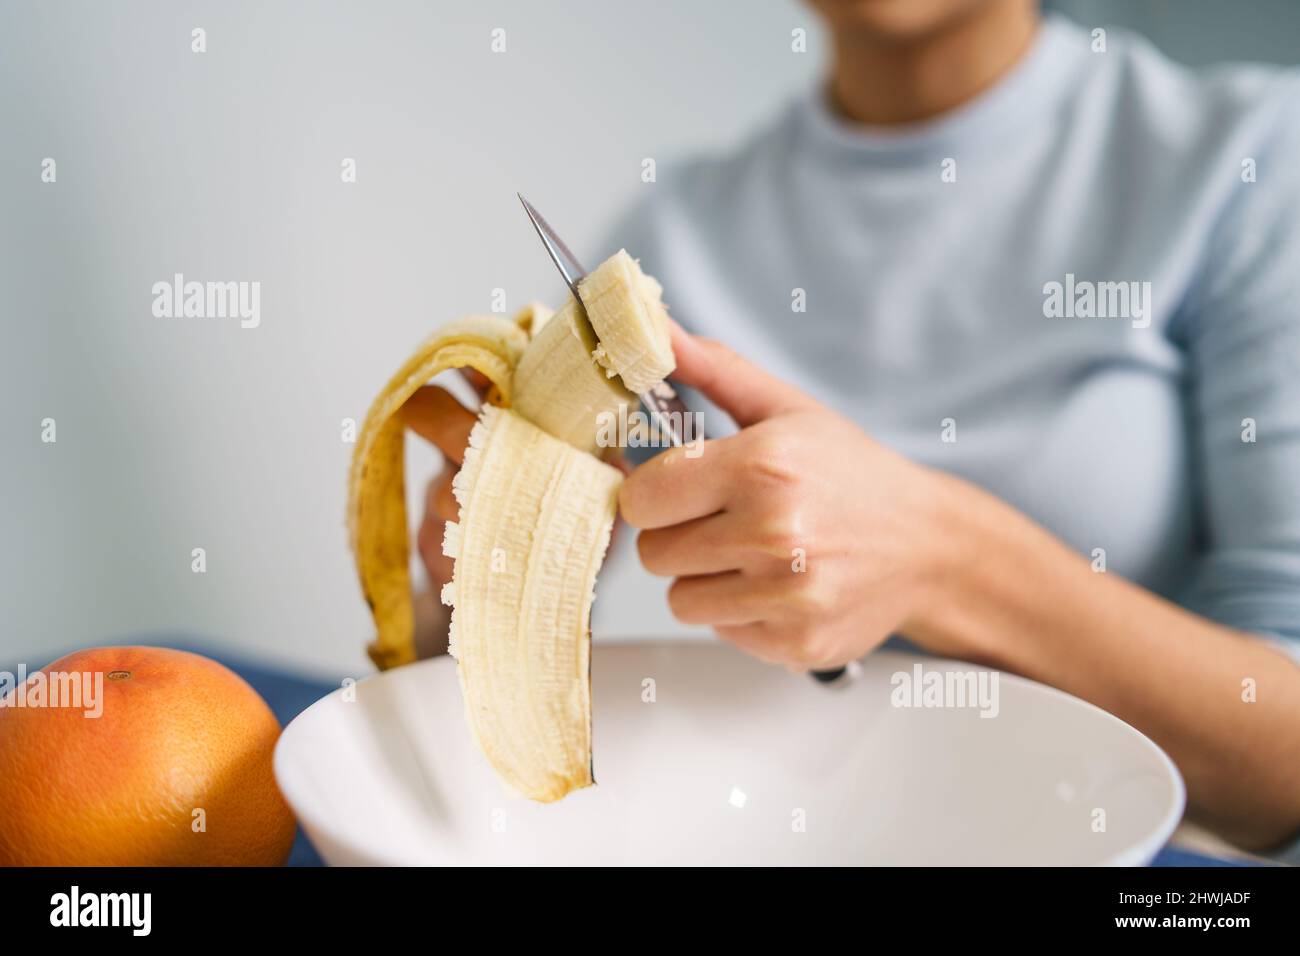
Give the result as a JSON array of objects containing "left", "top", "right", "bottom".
[
  {"left": 811, "top": 667, "right": 847, "bottom": 683},
  {"left": 640, "top": 380, "right": 703, "bottom": 448}
]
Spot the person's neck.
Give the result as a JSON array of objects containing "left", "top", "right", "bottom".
[{"left": 828, "top": 2, "right": 1040, "bottom": 126}]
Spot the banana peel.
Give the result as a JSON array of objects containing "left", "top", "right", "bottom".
[
  {"left": 348, "top": 314, "right": 530, "bottom": 671},
  {"left": 348, "top": 253, "right": 674, "bottom": 800}
]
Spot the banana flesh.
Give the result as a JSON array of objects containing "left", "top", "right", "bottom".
[
  {"left": 512, "top": 297, "right": 636, "bottom": 455},
  {"left": 579, "top": 249, "right": 676, "bottom": 395},
  {"left": 443, "top": 406, "right": 620, "bottom": 800},
  {"left": 348, "top": 251, "right": 676, "bottom": 801}
]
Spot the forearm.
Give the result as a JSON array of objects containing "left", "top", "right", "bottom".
[{"left": 911, "top": 473, "right": 1300, "bottom": 849}]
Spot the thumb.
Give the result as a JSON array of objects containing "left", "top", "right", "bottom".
[{"left": 667, "top": 319, "right": 817, "bottom": 428}]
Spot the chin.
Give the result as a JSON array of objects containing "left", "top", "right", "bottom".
[{"left": 806, "top": 0, "right": 1004, "bottom": 40}]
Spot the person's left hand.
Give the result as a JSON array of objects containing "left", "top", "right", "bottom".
[{"left": 620, "top": 324, "right": 967, "bottom": 671}]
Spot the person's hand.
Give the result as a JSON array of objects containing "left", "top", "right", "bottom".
[
  {"left": 402, "top": 385, "right": 478, "bottom": 657},
  {"left": 620, "top": 324, "right": 967, "bottom": 671},
  {"left": 403, "top": 384, "right": 479, "bottom": 592}
]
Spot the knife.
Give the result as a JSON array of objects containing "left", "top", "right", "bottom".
[
  {"left": 517, "top": 193, "right": 847, "bottom": 684},
  {"left": 518, "top": 193, "right": 698, "bottom": 448}
]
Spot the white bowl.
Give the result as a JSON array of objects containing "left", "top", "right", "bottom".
[{"left": 274, "top": 641, "right": 1183, "bottom": 865}]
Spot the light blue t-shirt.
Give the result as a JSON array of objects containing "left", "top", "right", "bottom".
[
  {"left": 589, "top": 14, "right": 1300, "bottom": 858},
  {"left": 595, "top": 15, "right": 1300, "bottom": 665}
]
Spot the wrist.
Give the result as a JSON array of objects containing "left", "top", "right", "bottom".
[{"left": 902, "top": 469, "right": 1014, "bottom": 667}]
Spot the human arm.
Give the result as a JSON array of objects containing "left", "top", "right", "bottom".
[{"left": 621, "top": 323, "right": 1300, "bottom": 850}]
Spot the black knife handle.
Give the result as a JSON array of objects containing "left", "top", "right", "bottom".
[{"left": 811, "top": 666, "right": 847, "bottom": 683}]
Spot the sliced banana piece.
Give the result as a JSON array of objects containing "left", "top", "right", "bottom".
[
  {"left": 512, "top": 297, "right": 637, "bottom": 455},
  {"left": 579, "top": 249, "right": 676, "bottom": 395}
]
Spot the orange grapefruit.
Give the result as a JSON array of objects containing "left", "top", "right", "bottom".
[{"left": 0, "top": 646, "right": 296, "bottom": 866}]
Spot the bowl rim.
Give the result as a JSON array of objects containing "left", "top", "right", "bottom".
[{"left": 273, "top": 641, "right": 1185, "bottom": 867}]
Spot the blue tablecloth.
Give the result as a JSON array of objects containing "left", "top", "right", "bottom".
[{"left": 9, "top": 641, "right": 1244, "bottom": 867}]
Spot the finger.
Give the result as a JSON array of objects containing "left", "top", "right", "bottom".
[
  {"left": 618, "top": 437, "right": 737, "bottom": 529},
  {"left": 668, "top": 319, "right": 816, "bottom": 427},
  {"left": 713, "top": 622, "right": 801, "bottom": 667},
  {"left": 667, "top": 571, "right": 779, "bottom": 627},
  {"left": 636, "top": 512, "right": 757, "bottom": 578},
  {"left": 428, "top": 469, "right": 459, "bottom": 522},
  {"left": 605, "top": 450, "right": 632, "bottom": 477},
  {"left": 713, "top": 622, "right": 839, "bottom": 670},
  {"left": 417, "top": 469, "right": 460, "bottom": 586},
  {"left": 416, "top": 514, "right": 453, "bottom": 585},
  {"left": 402, "top": 386, "right": 478, "bottom": 464},
  {"left": 458, "top": 367, "right": 492, "bottom": 398}
]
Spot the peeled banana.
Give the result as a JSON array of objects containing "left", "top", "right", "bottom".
[
  {"left": 348, "top": 250, "right": 675, "bottom": 801},
  {"left": 348, "top": 314, "right": 530, "bottom": 672},
  {"left": 512, "top": 297, "right": 636, "bottom": 455},
  {"left": 445, "top": 406, "right": 621, "bottom": 800}
]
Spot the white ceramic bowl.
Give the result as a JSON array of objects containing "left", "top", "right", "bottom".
[{"left": 274, "top": 641, "right": 1183, "bottom": 865}]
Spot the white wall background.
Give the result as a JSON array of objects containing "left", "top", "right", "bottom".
[
  {"left": 0, "top": 0, "right": 822, "bottom": 675},
  {"left": 3, "top": 0, "right": 1296, "bottom": 676}
]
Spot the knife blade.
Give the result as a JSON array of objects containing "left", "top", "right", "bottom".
[{"left": 518, "top": 193, "right": 698, "bottom": 449}]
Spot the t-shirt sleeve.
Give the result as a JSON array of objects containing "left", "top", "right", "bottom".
[{"left": 1175, "top": 81, "right": 1300, "bottom": 657}]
